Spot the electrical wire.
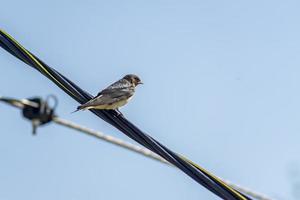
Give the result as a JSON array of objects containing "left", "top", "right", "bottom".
[
  {"left": 53, "top": 117, "right": 271, "bottom": 200},
  {"left": 0, "top": 96, "right": 273, "bottom": 200},
  {"left": 0, "top": 29, "right": 253, "bottom": 200}
]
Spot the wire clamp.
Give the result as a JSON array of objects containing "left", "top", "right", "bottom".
[{"left": 22, "top": 95, "right": 57, "bottom": 134}]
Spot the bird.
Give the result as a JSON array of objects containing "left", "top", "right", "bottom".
[{"left": 73, "top": 74, "right": 142, "bottom": 114}]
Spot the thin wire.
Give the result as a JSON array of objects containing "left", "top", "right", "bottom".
[
  {"left": 53, "top": 117, "right": 171, "bottom": 165},
  {"left": 52, "top": 117, "right": 272, "bottom": 200},
  {"left": 0, "top": 97, "right": 272, "bottom": 200},
  {"left": 0, "top": 97, "right": 39, "bottom": 108},
  {"left": 0, "top": 30, "right": 256, "bottom": 199}
]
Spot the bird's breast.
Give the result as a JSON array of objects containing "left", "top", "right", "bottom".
[{"left": 102, "top": 97, "right": 133, "bottom": 109}]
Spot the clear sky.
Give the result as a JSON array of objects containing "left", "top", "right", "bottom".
[{"left": 1, "top": 1, "right": 300, "bottom": 199}]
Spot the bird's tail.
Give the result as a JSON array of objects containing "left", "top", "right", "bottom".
[{"left": 71, "top": 105, "right": 85, "bottom": 113}]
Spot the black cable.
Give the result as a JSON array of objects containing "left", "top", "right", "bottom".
[{"left": 0, "top": 30, "right": 252, "bottom": 200}]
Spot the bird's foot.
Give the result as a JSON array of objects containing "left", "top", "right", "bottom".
[{"left": 115, "top": 108, "right": 123, "bottom": 117}]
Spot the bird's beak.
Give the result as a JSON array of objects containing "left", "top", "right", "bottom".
[{"left": 139, "top": 82, "right": 143, "bottom": 85}]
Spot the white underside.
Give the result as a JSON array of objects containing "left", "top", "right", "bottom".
[{"left": 85, "top": 97, "right": 132, "bottom": 110}]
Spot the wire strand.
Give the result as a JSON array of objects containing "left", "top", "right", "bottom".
[
  {"left": 53, "top": 117, "right": 171, "bottom": 165},
  {"left": 0, "top": 29, "right": 256, "bottom": 200},
  {"left": 0, "top": 96, "right": 273, "bottom": 200},
  {"left": 52, "top": 117, "right": 272, "bottom": 200}
]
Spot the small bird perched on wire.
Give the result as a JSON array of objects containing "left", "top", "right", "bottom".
[{"left": 73, "top": 74, "right": 142, "bottom": 114}]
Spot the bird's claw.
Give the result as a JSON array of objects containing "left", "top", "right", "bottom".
[{"left": 115, "top": 108, "right": 123, "bottom": 117}]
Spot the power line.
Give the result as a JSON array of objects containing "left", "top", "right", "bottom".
[
  {"left": 0, "top": 96, "right": 273, "bottom": 200},
  {"left": 53, "top": 117, "right": 171, "bottom": 165},
  {"left": 0, "top": 30, "right": 270, "bottom": 199},
  {"left": 52, "top": 117, "right": 272, "bottom": 200}
]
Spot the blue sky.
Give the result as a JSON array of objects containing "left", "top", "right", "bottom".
[{"left": 1, "top": 1, "right": 300, "bottom": 199}]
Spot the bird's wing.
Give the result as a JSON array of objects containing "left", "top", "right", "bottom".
[
  {"left": 79, "top": 88, "right": 134, "bottom": 109},
  {"left": 77, "top": 79, "right": 133, "bottom": 110},
  {"left": 98, "top": 79, "right": 132, "bottom": 96}
]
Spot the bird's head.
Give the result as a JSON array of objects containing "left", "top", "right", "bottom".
[{"left": 123, "top": 74, "right": 143, "bottom": 87}]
